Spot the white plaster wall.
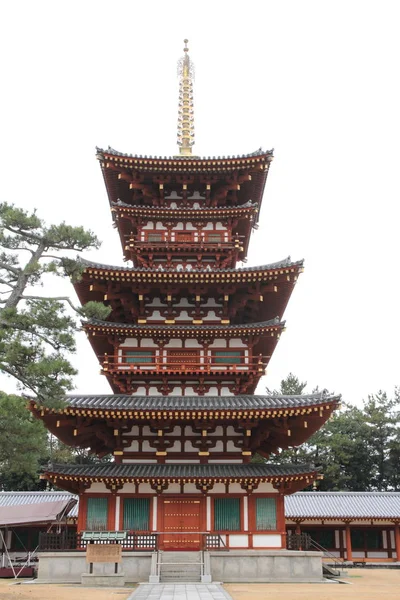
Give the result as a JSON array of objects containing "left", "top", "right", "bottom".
[
  {"left": 184, "top": 484, "right": 201, "bottom": 494},
  {"left": 185, "top": 340, "right": 202, "bottom": 348},
  {"left": 221, "top": 387, "right": 234, "bottom": 395},
  {"left": 184, "top": 387, "right": 196, "bottom": 396},
  {"left": 226, "top": 441, "right": 240, "bottom": 452},
  {"left": 210, "top": 484, "right": 226, "bottom": 494},
  {"left": 226, "top": 426, "right": 241, "bottom": 437},
  {"left": 254, "top": 483, "right": 277, "bottom": 493},
  {"left": 205, "top": 387, "right": 219, "bottom": 396},
  {"left": 131, "top": 386, "right": 147, "bottom": 396},
  {"left": 148, "top": 387, "right": 162, "bottom": 395},
  {"left": 146, "top": 311, "right": 162, "bottom": 321},
  {"left": 122, "top": 459, "right": 157, "bottom": 464},
  {"left": 229, "top": 484, "right": 246, "bottom": 494},
  {"left": 229, "top": 535, "right": 249, "bottom": 547},
  {"left": 252, "top": 534, "right": 282, "bottom": 548},
  {"left": 120, "top": 338, "right": 138, "bottom": 347},
  {"left": 208, "top": 427, "right": 224, "bottom": 437},
  {"left": 229, "top": 339, "right": 247, "bottom": 348},
  {"left": 165, "top": 339, "right": 183, "bottom": 348},
  {"left": 175, "top": 311, "right": 190, "bottom": 321},
  {"left": 141, "top": 339, "right": 157, "bottom": 347},
  {"left": 165, "top": 426, "right": 181, "bottom": 436},
  {"left": 170, "top": 387, "right": 183, "bottom": 395},
  {"left": 202, "top": 311, "right": 218, "bottom": 321},
  {"left": 123, "top": 440, "right": 139, "bottom": 451},
  {"left": 210, "top": 441, "right": 224, "bottom": 452},
  {"left": 85, "top": 483, "right": 110, "bottom": 493},
  {"left": 209, "top": 339, "right": 227, "bottom": 348}
]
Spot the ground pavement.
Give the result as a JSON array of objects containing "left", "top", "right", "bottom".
[{"left": 128, "top": 584, "right": 232, "bottom": 600}]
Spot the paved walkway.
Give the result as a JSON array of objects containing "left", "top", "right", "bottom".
[{"left": 128, "top": 584, "right": 233, "bottom": 600}]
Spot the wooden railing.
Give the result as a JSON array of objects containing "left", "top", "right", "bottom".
[
  {"left": 127, "top": 234, "right": 243, "bottom": 251},
  {"left": 102, "top": 355, "right": 267, "bottom": 375},
  {"left": 38, "top": 532, "right": 158, "bottom": 552},
  {"left": 38, "top": 532, "right": 225, "bottom": 552}
]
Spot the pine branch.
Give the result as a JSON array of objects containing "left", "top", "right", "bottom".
[{"left": 20, "top": 295, "right": 80, "bottom": 313}]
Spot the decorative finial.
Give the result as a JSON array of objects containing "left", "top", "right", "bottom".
[{"left": 177, "top": 39, "right": 195, "bottom": 156}]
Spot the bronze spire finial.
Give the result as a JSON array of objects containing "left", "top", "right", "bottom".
[{"left": 177, "top": 39, "right": 195, "bottom": 156}]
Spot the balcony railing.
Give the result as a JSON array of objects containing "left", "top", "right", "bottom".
[
  {"left": 101, "top": 355, "right": 267, "bottom": 375},
  {"left": 126, "top": 234, "right": 244, "bottom": 252}
]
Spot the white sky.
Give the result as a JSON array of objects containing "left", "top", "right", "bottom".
[{"left": 0, "top": 0, "right": 399, "bottom": 405}]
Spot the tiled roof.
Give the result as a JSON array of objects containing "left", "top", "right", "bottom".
[
  {"left": 285, "top": 492, "right": 400, "bottom": 520},
  {"left": 112, "top": 200, "right": 257, "bottom": 212},
  {"left": 45, "top": 463, "right": 317, "bottom": 479},
  {"left": 97, "top": 146, "right": 272, "bottom": 161},
  {"left": 80, "top": 256, "right": 302, "bottom": 274},
  {"left": 63, "top": 393, "right": 339, "bottom": 411},
  {"left": 0, "top": 491, "right": 77, "bottom": 519},
  {"left": 84, "top": 317, "right": 283, "bottom": 333}
]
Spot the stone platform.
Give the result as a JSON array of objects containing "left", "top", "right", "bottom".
[{"left": 36, "top": 549, "right": 323, "bottom": 583}]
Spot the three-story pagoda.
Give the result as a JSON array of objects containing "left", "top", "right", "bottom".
[{"left": 32, "top": 41, "right": 340, "bottom": 552}]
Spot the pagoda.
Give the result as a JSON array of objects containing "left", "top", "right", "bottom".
[{"left": 31, "top": 41, "right": 340, "bottom": 556}]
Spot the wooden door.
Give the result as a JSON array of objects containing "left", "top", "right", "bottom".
[
  {"left": 167, "top": 350, "right": 199, "bottom": 370},
  {"left": 162, "top": 498, "right": 202, "bottom": 550}
]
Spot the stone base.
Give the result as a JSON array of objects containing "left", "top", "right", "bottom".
[
  {"left": 81, "top": 573, "right": 126, "bottom": 587},
  {"left": 37, "top": 552, "right": 153, "bottom": 584},
  {"left": 209, "top": 550, "right": 324, "bottom": 583}
]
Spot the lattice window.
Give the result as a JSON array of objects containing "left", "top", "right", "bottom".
[
  {"left": 214, "top": 498, "right": 240, "bottom": 531},
  {"left": 86, "top": 497, "right": 108, "bottom": 531},
  {"left": 213, "top": 351, "right": 242, "bottom": 365},
  {"left": 124, "top": 351, "right": 154, "bottom": 364},
  {"left": 123, "top": 498, "right": 150, "bottom": 531},
  {"left": 256, "top": 497, "right": 277, "bottom": 531}
]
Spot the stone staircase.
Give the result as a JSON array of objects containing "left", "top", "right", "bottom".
[{"left": 159, "top": 551, "right": 203, "bottom": 582}]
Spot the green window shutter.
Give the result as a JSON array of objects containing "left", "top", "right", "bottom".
[
  {"left": 123, "top": 498, "right": 150, "bottom": 531},
  {"left": 366, "top": 529, "right": 381, "bottom": 549},
  {"left": 214, "top": 498, "right": 240, "bottom": 531},
  {"left": 125, "top": 351, "right": 153, "bottom": 364},
  {"left": 86, "top": 497, "right": 108, "bottom": 530},
  {"left": 214, "top": 351, "right": 242, "bottom": 365},
  {"left": 256, "top": 498, "right": 277, "bottom": 530}
]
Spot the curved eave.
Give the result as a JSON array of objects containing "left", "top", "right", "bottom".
[
  {"left": 111, "top": 202, "right": 258, "bottom": 220},
  {"left": 77, "top": 258, "right": 304, "bottom": 283},
  {"left": 97, "top": 146, "right": 274, "bottom": 170},
  {"left": 42, "top": 462, "right": 319, "bottom": 495},
  {"left": 82, "top": 319, "right": 284, "bottom": 337},
  {"left": 30, "top": 396, "right": 339, "bottom": 420}
]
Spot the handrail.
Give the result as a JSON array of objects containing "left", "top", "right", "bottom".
[{"left": 309, "top": 539, "right": 345, "bottom": 574}]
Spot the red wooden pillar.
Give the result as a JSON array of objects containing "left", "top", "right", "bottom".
[
  {"left": 394, "top": 523, "right": 400, "bottom": 562},
  {"left": 345, "top": 523, "right": 353, "bottom": 562}
]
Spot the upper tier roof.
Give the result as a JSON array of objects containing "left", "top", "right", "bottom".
[
  {"left": 111, "top": 199, "right": 258, "bottom": 218},
  {"left": 83, "top": 317, "right": 283, "bottom": 334},
  {"left": 60, "top": 392, "right": 339, "bottom": 412},
  {"left": 97, "top": 145, "right": 273, "bottom": 168},
  {"left": 285, "top": 492, "right": 400, "bottom": 520},
  {"left": 79, "top": 256, "right": 302, "bottom": 275}
]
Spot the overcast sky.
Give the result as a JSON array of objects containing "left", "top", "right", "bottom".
[{"left": 0, "top": 0, "right": 399, "bottom": 405}]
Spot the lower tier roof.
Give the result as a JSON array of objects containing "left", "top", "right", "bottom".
[
  {"left": 43, "top": 462, "right": 320, "bottom": 494},
  {"left": 50, "top": 392, "right": 340, "bottom": 412}
]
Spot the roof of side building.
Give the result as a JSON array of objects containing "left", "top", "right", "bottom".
[{"left": 285, "top": 492, "right": 400, "bottom": 520}]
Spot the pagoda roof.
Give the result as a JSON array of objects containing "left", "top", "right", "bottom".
[
  {"left": 42, "top": 461, "right": 320, "bottom": 494},
  {"left": 83, "top": 317, "right": 283, "bottom": 337},
  {"left": 44, "top": 462, "right": 317, "bottom": 479},
  {"left": 79, "top": 256, "right": 303, "bottom": 279},
  {"left": 52, "top": 392, "right": 340, "bottom": 413},
  {"left": 111, "top": 199, "right": 258, "bottom": 219},
  {"left": 97, "top": 146, "right": 273, "bottom": 172}
]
